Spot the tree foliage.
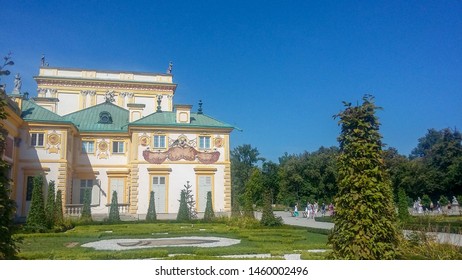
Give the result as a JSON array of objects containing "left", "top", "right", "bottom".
[
  {"left": 231, "top": 144, "right": 264, "bottom": 212},
  {"left": 328, "top": 95, "right": 399, "bottom": 259},
  {"left": 146, "top": 191, "right": 157, "bottom": 222},
  {"left": 0, "top": 55, "right": 19, "bottom": 259},
  {"left": 277, "top": 147, "right": 339, "bottom": 206}
]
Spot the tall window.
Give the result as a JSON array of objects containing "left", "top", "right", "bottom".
[
  {"left": 79, "top": 179, "right": 93, "bottom": 204},
  {"left": 109, "top": 178, "right": 125, "bottom": 204},
  {"left": 199, "top": 136, "right": 211, "bottom": 149},
  {"left": 112, "top": 141, "right": 124, "bottom": 153},
  {"left": 26, "top": 176, "right": 34, "bottom": 201},
  {"left": 153, "top": 135, "right": 166, "bottom": 149},
  {"left": 151, "top": 176, "right": 167, "bottom": 213},
  {"left": 197, "top": 175, "right": 212, "bottom": 212},
  {"left": 82, "top": 141, "right": 95, "bottom": 153},
  {"left": 31, "top": 132, "right": 44, "bottom": 147}
]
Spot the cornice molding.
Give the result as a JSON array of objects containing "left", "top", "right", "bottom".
[{"left": 35, "top": 77, "right": 177, "bottom": 92}]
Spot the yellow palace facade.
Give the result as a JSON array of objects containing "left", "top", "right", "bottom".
[{"left": 1, "top": 65, "right": 235, "bottom": 219}]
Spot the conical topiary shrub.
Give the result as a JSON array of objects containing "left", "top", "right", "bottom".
[
  {"left": 146, "top": 191, "right": 157, "bottom": 222},
  {"left": 80, "top": 188, "right": 92, "bottom": 222},
  {"left": 108, "top": 191, "right": 120, "bottom": 223},
  {"left": 45, "top": 180, "right": 56, "bottom": 229},
  {"left": 54, "top": 189, "right": 64, "bottom": 226},
  {"left": 203, "top": 191, "right": 215, "bottom": 221},
  {"left": 26, "top": 176, "right": 47, "bottom": 231}
]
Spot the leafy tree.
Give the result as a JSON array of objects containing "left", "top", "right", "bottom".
[
  {"left": 146, "top": 191, "right": 157, "bottom": 222},
  {"left": 231, "top": 144, "right": 264, "bottom": 211},
  {"left": 203, "top": 191, "right": 215, "bottom": 221},
  {"left": 45, "top": 180, "right": 56, "bottom": 228},
  {"left": 0, "top": 53, "right": 19, "bottom": 259},
  {"left": 328, "top": 95, "right": 399, "bottom": 259},
  {"left": 176, "top": 190, "right": 190, "bottom": 222},
  {"left": 261, "top": 161, "right": 280, "bottom": 204},
  {"left": 277, "top": 147, "right": 338, "bottom": 206},
  {"left": 54, "top": 190, "right": 64, "bottom": 226},
  {"left": 242, "top": 168, "right": 264, "bottom": 218},
  {"left": 26, "top": 176, "right": 47, "bottom": 230},
  {"left": 409, "top": 128, "right": 462, "bottom": 198},
  {"left": 108, "top": 191, "right": 120, "bottom": 223},
  {"left": 80, "top": 188, "right": 92, "bottom": 222}
]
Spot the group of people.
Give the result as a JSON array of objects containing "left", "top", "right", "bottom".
[
  {"left": 412, "top": 196, "right": 459, "bottom": 214},
  {"left": 292, "top": 201, "right": 334, "bottom": 218}
]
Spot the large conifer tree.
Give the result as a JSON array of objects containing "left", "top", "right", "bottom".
[{"left": 328, "top": 95, "right": 399, "bottom": 259}]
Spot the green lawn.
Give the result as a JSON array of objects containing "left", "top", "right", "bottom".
[{"left": 15, "top": 221, "right": 330, "bottom": 260}]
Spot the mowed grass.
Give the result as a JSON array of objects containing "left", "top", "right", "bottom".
[{"left": 15, "top": 222, "right": 329, "bottom": 260}]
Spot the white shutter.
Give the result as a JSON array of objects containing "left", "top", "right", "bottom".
[
  {"left": 91, "top": 180, "right": 101, "bottom": 205},
  {"left": 198, "top": 176, "right": 212, "bottom": 212},
  {"left": 152, "top": 176, "right": 167, "bottom": 213},
  {"left": 111, "top": 179, "right": 125, "bottom": 204}
]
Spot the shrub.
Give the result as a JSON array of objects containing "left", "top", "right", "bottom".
[
  {"left": 203, "top": 191, "right": 215, "bottom": 222},
  {"left": 54, "top": 190, "right": 64, "bottom": 226},
  {"left": 421, "top": 194, "right": 431, "bottom": 210},
  {"left": 439, "top": 195, "right": 449, "bottom": 206},
  {"left": 80, "top": 188, "right": 92, "bottom": 222},
  {"left": 398, "top": 231, "right": 462, "bottom": 259},
  {"left": 108, "top": 191, "right": 120, "bottom": 223},
  {"left": 329, "top": 95, "right": 399, "bottom": 259},
  {"left": 146, "top": 191, "right": 157, "bottom": 222},
  {"left": 45, "top": 180, "right": 56, "bottom": 228},
  {"left": 26, "top": 176, "right": 47, "bottom": 231}
]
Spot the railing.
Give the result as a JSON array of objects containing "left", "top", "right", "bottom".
[
  {"left": 65, "top": 204, "right": 84, "bottom": 216},
  {"left": 65, "top": 203, "right": 130, "bottom": 216},
  {"left": 105, "top": 203, "right": 130, "bottom": 214}
]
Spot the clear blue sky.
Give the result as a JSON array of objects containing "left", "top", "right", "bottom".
[{"left": 2, "top": 1, "right": 461, "bottom": 162}]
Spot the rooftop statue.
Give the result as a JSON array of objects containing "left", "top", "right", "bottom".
[{"left": 13, "top": 73, "right": 21, "bottom": 93}]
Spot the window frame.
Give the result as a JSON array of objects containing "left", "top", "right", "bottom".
[
  {"left": 30, "top": 132, "right": 45, "bottom": 147},
  {"left": 199, "top": 135, "right": 211, "bottom": 150},
  {"left": 112, "top": 141, "right": 125, "bottom": 154},
  {"left": 79, "top": 179, "right": 94, "bottom": 204},
  {"left": 153, "top": 135, "right": 167, "bottom": 149},
  {"left": 81, "top": 140, "right": 95, "bottom": 154}
]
